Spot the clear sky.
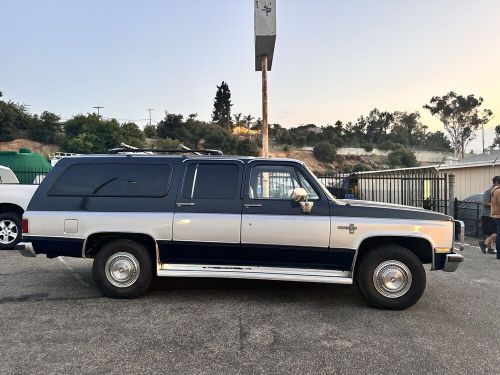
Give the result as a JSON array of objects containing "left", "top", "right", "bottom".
[{"left": 1, "top": 0, "right": 499, "bottom": 151}]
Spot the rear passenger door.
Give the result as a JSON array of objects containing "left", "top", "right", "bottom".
[{"left": 166, "top": 160, "right": 243, "bottom": 264}]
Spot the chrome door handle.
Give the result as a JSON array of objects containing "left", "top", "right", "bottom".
[
  {"left": 245, "top": 204, "right": 263, "bottom": 208},
  {"left": 177, "top": 202, "right": 195, "bottom": 207}
]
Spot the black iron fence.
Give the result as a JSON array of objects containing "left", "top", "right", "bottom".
[
  {"left": 316, "top": 169, "right": 449, "bottom": 214},
  {"left": 453, "top": 199, "right": 482, "bottom": 238},
  {"left": 4, "top": 169, "right": 50, "bottom": 185}
]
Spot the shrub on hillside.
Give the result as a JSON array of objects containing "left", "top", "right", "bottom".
[
  {"left": 388, "top": 148, "right": 418, "bottom": 168},
  {"left": 236, "top": 139, "right": 259, "bottom": 156},
  {"left": 313, "top": 141, "right": 336, "bottom": 163},
  {"left": 377, "top": 140, "right": 394, "bottom": 151},
  {"left": 351, "top": 163, "right": 372, "bottom": 172},
  {"left": 362, "top": 143, "right": 374, "bottom": 152}
]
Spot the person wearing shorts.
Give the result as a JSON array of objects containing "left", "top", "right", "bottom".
[
  {"left": 490, "top": 176, "right": 500, "bottom": 260},
  {"left": 479, "top": 177, "right": 498, "bottom": 254}
]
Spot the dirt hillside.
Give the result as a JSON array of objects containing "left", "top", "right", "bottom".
[
  {"left": 0, "top": 139, "right": 59, "bottom": 156},
  {"left": 270, "top": 148, "right": 387, "bottom": 173}
]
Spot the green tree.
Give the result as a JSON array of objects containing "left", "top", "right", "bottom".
[
  {"left": 388, "top": 148, "right": 418, "bottom": 167},
  {"left": 156, "top": 113, "right": 186, "bottom": 139},
  {"left": 236, "top": 139, "right": 259, "bottom": 156},
  {"left": 490, "top": 125, "right": 500, "bottom": 148},
  {"left": 423, "top": 131, "right": 452, "bottom": 151},
  {"left": 243, "top": 114, "right": 254, "bottom": 129},
  {"left": 390, "top": 111, "right": 425, "bottom": 147},
  {"left": 424, "top": 92, "right": 493, "bottom": 157},
  {"left": 212, "top": 81, "right": 232, "bottom": 128},
  {"left": 365, "top": 109, "right": 394, "bottom": 144},
  {"left": 313, "top": 141, "right": 336, "bottom": 163},
  {"left": 62, "top": 114, "right": 122, "bottom": 153},
  {"left": 143, "top": 124, "right": 157, "bottom": 138},
  {"left": 121, "top": 122, "right": 145, "bottom": 148},
  {"left": 29, "top": 111, "right": 62, "bottom": 145},
  {"left": 0, "top": 97, "right": 32, "bottom": 141},
  {"left": 233, "top": 113, "right": 243, "bottom": 127}
]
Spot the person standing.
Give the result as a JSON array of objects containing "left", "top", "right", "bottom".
[
  {"left": 479, "top": 177, "right": 498, "bottom": 254},
  {"left": 490, "top": 176, "right": 500, "bottom": 260}
]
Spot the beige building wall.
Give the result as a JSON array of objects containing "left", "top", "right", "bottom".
[{"left": 441, "top": 165, "right": 500, "bottom": 200}]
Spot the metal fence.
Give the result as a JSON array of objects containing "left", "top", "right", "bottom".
[
  {"left": 453, "top": 199, "right": 482, "bottom": 238},
  {"left": 7, "top": 169, "right": 50, "bottom": 185},
  {"left": 317, "top": 169, "right": 449, "bottom": 214}
]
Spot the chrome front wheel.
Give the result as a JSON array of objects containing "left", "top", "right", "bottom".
[
  {"left": 356, "top": 244, "right": 426, "bottom": 310},
  {"left": 373, "top": 260, "right": 412, "bottom": 298}
]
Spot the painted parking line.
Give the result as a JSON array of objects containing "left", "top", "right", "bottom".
[{"left": 57, "top": 257, "right": 90, "bottom": 287}]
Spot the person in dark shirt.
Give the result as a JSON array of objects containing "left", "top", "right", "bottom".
[{"left": 479, "top": 177, "right": 498, "bottom": 254}]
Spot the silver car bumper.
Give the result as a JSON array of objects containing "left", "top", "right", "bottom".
[
  {"left": 16, "top": 242, "right": 36, "bottom": 257},
  {"left": 443, "top": 253, "right": 464, "bottom": 272}
]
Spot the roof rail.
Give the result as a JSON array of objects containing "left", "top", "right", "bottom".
[{"left": 107, "top": 144, "right": 223, "bottom": 156}]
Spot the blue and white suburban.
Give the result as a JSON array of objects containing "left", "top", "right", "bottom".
[{"left": 17, "top": 151, "right": 464, "bottom": 309}]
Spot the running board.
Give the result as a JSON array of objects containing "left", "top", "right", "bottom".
[{"left": 157, "top": 264, "right": 353, "bottom": 284}]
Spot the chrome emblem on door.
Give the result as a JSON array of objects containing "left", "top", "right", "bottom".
[{"left": 337, "top": 224, "right": 358, "bottom": 234}]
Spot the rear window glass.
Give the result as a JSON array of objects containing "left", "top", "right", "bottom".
[
  {"left": 181, "top": 163, "right": 239, "bottom": 199},
  {"left": 49, "top": 163, "right": 171, "bottom": 197}
]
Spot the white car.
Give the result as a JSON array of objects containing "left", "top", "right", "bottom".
[{"left": 0, "top": 166, "right": 38, "bottom": 250}]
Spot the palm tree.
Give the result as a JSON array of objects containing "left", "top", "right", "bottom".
[
  {"left": 244, "top": 114, "right": 254, "bottom": 129},
  {"left": 233, "top": 113, "right": 243, "bottom": 127}
]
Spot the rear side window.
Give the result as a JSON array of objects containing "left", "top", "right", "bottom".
[
  {"left": 49, "top": 163, "right": 171, "bottom": 197},
  {"left": 181, "top": 163, "right": 239, "bottom": 199}
]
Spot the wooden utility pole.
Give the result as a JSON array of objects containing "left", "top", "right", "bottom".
[{"left": 261, "top": 54, "right": 269, "bottom": 157}]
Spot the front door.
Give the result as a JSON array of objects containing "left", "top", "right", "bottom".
[
  {"left": 241, "top": 162, "right": 331, "bottom": 268},
  {"left": 163, "top": 160, "right": 243, "bottom": 265}
]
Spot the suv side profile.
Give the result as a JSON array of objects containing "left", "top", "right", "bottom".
[{"left": 17, "top": 152, "right": 464, "bottom": 309}]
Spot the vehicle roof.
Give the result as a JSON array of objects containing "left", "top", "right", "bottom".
[{"left": 56, "top": 154, "right": 305, "bottom": 166}]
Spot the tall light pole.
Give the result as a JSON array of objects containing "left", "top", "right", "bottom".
[
  {"left": 261, "top": 54, "right": 269, "bottom": 157},
  {"left": 93, "top": 106, "right": 104, "bottom": 117},
  {"left": 255, "top": 0, "right": 276, "bottom": 158},
  {"left": 147, "top": 108, "right": 154, "bottom": 126}
]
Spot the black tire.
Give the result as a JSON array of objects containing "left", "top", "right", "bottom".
[
  {"left": 92, "top": 239, "right": 153, "bottom": 298},
  {"left": 0, "top": 212, "right": 22, "bottom": 250},
  {"left": 355, "top": 244, "right": 426, "bottom": 310}
]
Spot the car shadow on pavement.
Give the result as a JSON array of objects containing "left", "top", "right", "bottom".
[{"left": 148, "top": 276, "right": 366, "bottom": 307}]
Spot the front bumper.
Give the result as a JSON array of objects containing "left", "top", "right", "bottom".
[
  {"left": 443, "top": 252, "right": 464, "bottom": 272},
  {"left": 16, "top": 242, "right": 36, "bottom": 257}
]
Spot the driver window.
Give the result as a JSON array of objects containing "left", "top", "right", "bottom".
[
  {"left": 249, "top": 165, "right": 298, "bottom": 200},
  {"left": 249, "top": 165, "right": 319, "bottom": 200}
]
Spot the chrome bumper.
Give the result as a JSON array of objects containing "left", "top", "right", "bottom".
[
  {"left": 443, "top": 253, "right": 464, "bottom": 272},
  {"left": 454, "top": 220, "right": 465, "bottom": 252},
  {"left": 16, "top": 242, "right": 36, "bottom": 257}
]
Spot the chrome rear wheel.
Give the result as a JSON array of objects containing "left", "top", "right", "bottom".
[{"left": 105, "top": 252, "right": 141, "bottom": 288}]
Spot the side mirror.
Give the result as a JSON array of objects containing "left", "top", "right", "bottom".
[
  {"left": 291, "top": 187, "right": 308, "bottom": 202},
  {"left": 300, "top": 201, "right": 314, "bottom": 214}
]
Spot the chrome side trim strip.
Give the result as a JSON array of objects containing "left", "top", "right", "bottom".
[{"left": 157, "top": 264, "right": 353, "bottom": 284}]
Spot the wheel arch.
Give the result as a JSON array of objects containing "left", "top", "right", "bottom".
[
  {"left": 83, "top": 232, "right": 159, "bottom": 265},
  {"left": 353, "top": 235, "right": 433, "bottom": 274},
  {"left": 0, "top": 203, "right": 24, "bottom": 217}
]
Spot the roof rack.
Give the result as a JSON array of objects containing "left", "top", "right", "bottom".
[{"left": 107, "top": 143, "right": 223, "bottom": 156}]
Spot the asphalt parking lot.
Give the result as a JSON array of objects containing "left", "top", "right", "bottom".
[{"left": 0, "top": 246, "right": 499, "bottom": 375}]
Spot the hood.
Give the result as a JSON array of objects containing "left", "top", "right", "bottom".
[{"left": 333, "top": 199, "right": 452, "bottom": 221}]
